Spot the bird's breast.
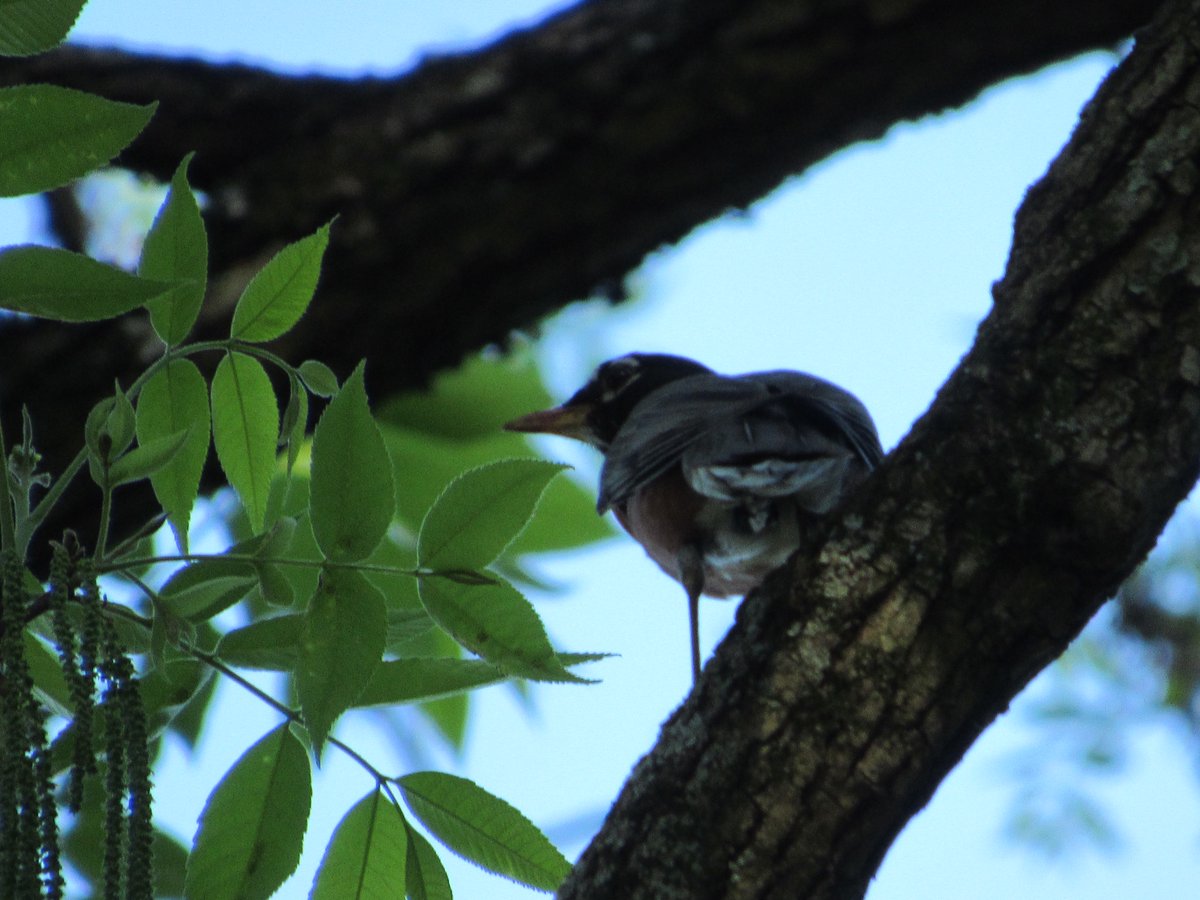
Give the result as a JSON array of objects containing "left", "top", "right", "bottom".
[{"left": 613, "top": 467, "right": 803, "bottom": 598}]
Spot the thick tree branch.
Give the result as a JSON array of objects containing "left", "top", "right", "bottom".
[
  {"left": 0, "top": 0, "right": 1161, "bottom": 563},
  {"left": 560, "top": 1, "right": 1200, "bottom": 897}
]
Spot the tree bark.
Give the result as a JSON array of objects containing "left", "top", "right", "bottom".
[
  {"left": 0, "top": 0, "right": 1161, "bottom": 560},
  {"left": 559, "top": 1, "right": 1200, "bottom": 896},
  {"left": 1, "top": 0, "right": 1191, "bottom": 892}
]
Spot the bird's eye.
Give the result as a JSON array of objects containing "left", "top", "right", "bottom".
[{"left": 597, "top": 357, "right": 641, "bottom": 400}]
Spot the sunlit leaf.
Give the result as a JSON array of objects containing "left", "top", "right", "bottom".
[
  {"left": 310, "top": 788, "right": 407, "bottom": 900},
  {"left": 107, "top": 426, "right": 190, "bottom": 487},
  {"left": 186, "top": 724, "right": 311, "bottom": 900},
  {"left": 280, "top": 372, "right": 309, "bottom": 474},
  {"left": 298, "top": 359, "right": 339, "bottom": 397},
  {"left": 159, "top": 573, "right": 257, "bottom": 623},
  {"left": 296, "top": 568, "right": 385, "bottom": 758},
  {"left": 0, "top": 85, "right": 154, "bottom": 192},
  {"left": 418, "top": 459, "right": 565, "bottom": 571},
  {"left": 140, "top": 153, "right": 208, "bottom": 345},
  {"left": 417, "top": 576, "right": 584, "bottom": 683},
  {"left": 399, "top": 771, "right": 570, "bottom": 891},
  {"left": 136, "top": 358, "right": 210, "bottom": 552},
  {"left": 379, "top": 348, "right": 553, "bottom": 439},
  {"left": 0, "top": 245, "right": 174, "bottom": 320},
  {"left": 230, "top": 220, "right": 332, "bottom": 342},
  {"left": 384, "top": 427, "right": 613, "bottom": 554},
  {"left": 309, "top": 361, "right": 394, "bottom": 562},
  {"left": 211, "top": 351, "right": 278, "bottom": 533},
  {"left": 354, "top": 657, "right": 506, "bottom": 707},
  {"left": 405, "top": 821, "right": 453, "bottom": 900}
]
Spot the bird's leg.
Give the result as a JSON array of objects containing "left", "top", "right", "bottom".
[{"left": 678, "top": 543, "right": 705, "bottom": 684}]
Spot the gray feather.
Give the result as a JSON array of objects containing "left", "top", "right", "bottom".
[{"left": 598, "top": 369, "right": 882, "bottom": 512}]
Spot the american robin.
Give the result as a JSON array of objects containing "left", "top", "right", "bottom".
[{"left": 505, "top": 353, "right": 883, "bottom": 682}]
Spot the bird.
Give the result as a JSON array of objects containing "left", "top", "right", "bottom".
[{"left": 504, "top": 352, "right": 883, "bottom": 683}]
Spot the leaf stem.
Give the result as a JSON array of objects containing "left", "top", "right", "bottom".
[
  {"left": 94, "top": 481, "right": 114, "bottom": 560},
  {"left": 100, "top": 551, "right": 424, "bottom": 578},
  {"left": 104, "top": 596, "right": 393, "bottom": 785}
]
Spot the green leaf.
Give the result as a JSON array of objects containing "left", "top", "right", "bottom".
[
  {"left": 186, "top": 724, "right": 311, "bottom": 900},
  {"left": 107, "top": 426, "right": 190, "bottom": 487},
  {"left": 230, "top": 220, "right": 332, "bottom": 342},
  {"left": 136, "top": 358, "right": 211, "bottom": 552},
  {"left": 309, "top": 361, "right": 394, "bottom": 562},
  {"left": 422, "top": 693, "right": 469, "bottom": 752},
  {"left": 398, "top": 771, "right": 570, "bottom": 892},
  {"left": 140, "top": 154, "right": 208, "bottom": 345},
  {"left": 354, "top": 657, "right": 506, "bottom": 707},
  {"left": 0, "top": 85, "right": 155, "bottom": 194},
  {"left": 296, "top": 568, "right": 385, "bottom": 759},
  {"left": 405, "top": 822, "right": 453, "bottom": 900},
  {"left": 255, "top": 560, "right": 295, "bottom": 607},
  {"left": 0, "top": 244, "right": 173, "bottom": 320},
  {"left": 417, "top": 576, "right": 583, "bottom": 683},
  {"left": 507, "top": 473, "right": 615, "bottom": 555},
  {"left": 310, "top": 789, "right": 407, "bottom": 900},
  {"left": 279, "top": 372, "right": 309, "bottom": 474},
  {"left": 215, "top": 614, "right": 303, "bottom": 671},
  {"left": 211, "top": 351, "right": 278, "bottom": 533},
  {"left": 386, "top": 606, "right": 437, "bottom": 654},
  {"left": 379, "top": 348, "right": 554, "bottom": 439},
  {"left": 160, "top": 573, "right": 258, "bottom": 623},
  {"left": 151, "top": 827, "right": 191, "bottom": 898},
  {"left": 418, "top": 459, "right": 566, "bottom": 571},
  {"left": 383, "top": 427, "right": 613, "bottom": 554},
  {"left": 24, "top": 632, "right": 72, "bottom": 717},
  {"left": 0, "top": 0, "right": 87, "bottom": 56},
  {"left": 298, "top": 359, "right": 339, "bottom": 397},
  {"left": 84, "top": 383, "right": 136, "bottom": 462}
]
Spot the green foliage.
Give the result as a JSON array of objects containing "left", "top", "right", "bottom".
[
  {"left": 355, "top": 657, "right": 507, "bottom": 706},
  {"left": 210, "top": 351, "right": 279, "bottom": 533},
  {"left": 140, "top": 155, "right": 208, "bottom": 346},
  {"left": 297, "top": 568, "right": 385, "bottom": 758},
  {"left": 230, "top": 220, "right": 332, "bottom": 342},
  {"left": 399, "top": 771, "right": 572, "bottom": 891},
  {"left": 298, "top": 359, "right": 339, "bottom": 397},
  {"left": 310, "top": 789, "right": 408, "bottom": 899},
  {"left": 418, "top": 459, "right": 567, "bottom": 571},
  {"left": 418, "top": 577, "right": 586, "bottom": 683},
  {"left": 0, "top": 0, "right": 88, "bottom": 56},
  {"left": 0, "top": 11, "right": 609, "bottom": 895},
  {"left": 309, "top": 361, "right": 394, "bottom": 562},
  {"left": 136, "top": 358, "right": 211, "bottom": 552},
  {"left": 186, "top": 724, "right": 312, "bottom": 900},
  {"left": 0, "top": 85, "right": 155, "bottom": 195},
  {"left": 381, "top": 352, "right": 613, "bottom": 557},
  {"left": 214, "top": 613, "right": 303, "bottom": 670},
  {"left": 0, "top": 245, "right": 175, "bottom": 321}
]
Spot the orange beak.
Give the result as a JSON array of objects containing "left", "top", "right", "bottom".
[{"left": 503, "top": 403, "right": 592, "bottom": 442}]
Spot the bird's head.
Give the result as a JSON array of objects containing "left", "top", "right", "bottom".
[{"left": 504, "top": 352, "right": 711, "bottom": 450}]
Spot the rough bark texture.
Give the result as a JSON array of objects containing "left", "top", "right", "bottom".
[
  {"left": 559, "top": 2, "right": 1200, "bottom": 897},
  {"left": 1, "top": 0, "right": 1192, "bottom": 895},
  {"left": 0, "top": 0, "right": 1161, "bottom": 559}
]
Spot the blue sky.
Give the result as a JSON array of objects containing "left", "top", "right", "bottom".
[{"left": 8, "top": 2, "right": 1200, "bottom": 898}]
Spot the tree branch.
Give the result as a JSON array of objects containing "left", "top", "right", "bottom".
[
  {"left": 0, "top": 1, "right": 1160, "bottom": 565},
  {"left": 560, "top": 1, "right": 1200, "bottom": 896}
]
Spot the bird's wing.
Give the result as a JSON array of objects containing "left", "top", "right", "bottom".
[
  {"left": 598, "top": 370, "right": 882, "bottom": 513},
  {"left": 741, "top": 371, "right": 884, "bottom": 469},
  {"left": 597, "top": 373, "right": 761, "bottom": 511}
]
